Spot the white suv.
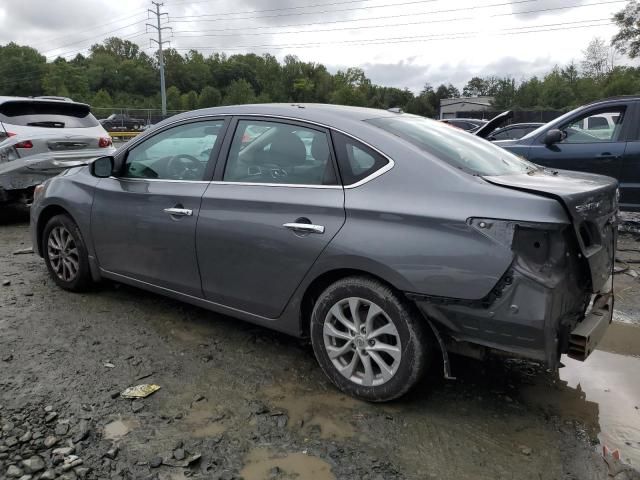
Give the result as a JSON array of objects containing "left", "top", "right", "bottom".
[{"left": 0, "top": 97, "right": 115, "bottom": 205}]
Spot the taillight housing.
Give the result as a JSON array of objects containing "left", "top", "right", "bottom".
[
  {"left": 99, "top": 136, "right": 112, "bottom": 148},
  {"left": 15, "top": 140, "right": 33, "bottom": 149}
]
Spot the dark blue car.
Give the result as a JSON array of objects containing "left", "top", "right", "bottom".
[{"left": 494, "top": 97, "right": 640, "bottom": 211}]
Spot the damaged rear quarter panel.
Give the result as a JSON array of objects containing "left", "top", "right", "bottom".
[{"left": 320, "top": 139, "right": 572, "bottom": 301}]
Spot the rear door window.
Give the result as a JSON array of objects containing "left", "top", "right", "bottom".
[
  {"left": 0, "top": 101, "right": 99, "bottom": 128},
  {"left": 223, "top": 120, "right": 337, "bottom": 185}
]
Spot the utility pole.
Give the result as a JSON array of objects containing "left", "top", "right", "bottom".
[{"left": 147, "top": 2, "right": 171, "bottom": 116}]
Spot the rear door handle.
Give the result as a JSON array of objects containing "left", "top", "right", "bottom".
[
  {"left": 164, "top": 207, "right": 193, "bottom": 217},
  {"left": 283, "top": 223, "right": 325, "bottom": 234}
]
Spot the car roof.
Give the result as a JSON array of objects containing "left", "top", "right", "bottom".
[
  {"left": 583, "top": 95, "right": 640, "bottom": 108},
  {"left": 163, "top": 103, "right": 404, "bottom": 132}
]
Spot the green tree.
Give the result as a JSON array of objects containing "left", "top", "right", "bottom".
[
  {"left": 180, "top": 90, "right": 198, "bottom": 110},
  {"left": 92, "top": 89, "right": 113, "bottom": 108},
  {"left": 0, "top": 42, "right": 46, "bottom": 96},
  {"left": 613, "top": 1, "right": 640, "bottom": 57},
  {"left": 166, "top": 85, "right": 182, "bottom": 111},
  {"left": 540, "top": 69, "right": 575, "bottom": 109},
  {"left": 223, "top": 79, "right": 255, "bottom": 105},
  {"left": 197, "top": 86, "right": 222, "bottom": 108}
]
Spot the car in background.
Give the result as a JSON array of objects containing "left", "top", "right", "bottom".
[
  {"left": 486, "top": 123, "right": 544, "bottom": 141},
  {"left": 0, "top": 97, "right": 114, "bottom": 205},
  {"left": 30, "top": 103, "right": 616, "bottom": 401},
  {"left": 439, "top": 118, "right": 488, "bottom": 131},
  {"left": 100, "top": 113, "right": 146, "bottom": 131},
  {"left": 495, "top": 96, "right": 640, "bottom": 211}
]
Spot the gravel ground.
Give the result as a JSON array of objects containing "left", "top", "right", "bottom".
[{"left": 1, "top": 206, "right": 639, "bottom": 480}]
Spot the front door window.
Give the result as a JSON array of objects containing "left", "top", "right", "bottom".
[
  {"left": 562, "top": 109, "right": 625, "bottom": 143},
  {"left": 124, "top": 120, "right": 224, "bottom": 180}
]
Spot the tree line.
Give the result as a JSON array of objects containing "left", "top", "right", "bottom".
[{"left": 2, "top": 1, "right": 640, "bottom": 117}]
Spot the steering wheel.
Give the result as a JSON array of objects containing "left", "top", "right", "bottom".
[{"left": 166, "top": 154, "right": 204, "bottom": 180}]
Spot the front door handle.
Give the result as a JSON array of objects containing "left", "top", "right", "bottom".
[
  {"left": 595, "top": 153, "right": 620, "bottom": 162},
  {"left": 283, "top": 222, "right": 325, "bottom": 234},
  {"left": 164, "top": 207, "right": 193, "bottom": 217}
]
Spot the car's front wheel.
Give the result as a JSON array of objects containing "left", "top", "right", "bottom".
[
  {"left": 310, "top": 276, "right": 430, "bottom": 402},
  {"left": 42, "top": 214, "right": 93, "bottom": 291}
]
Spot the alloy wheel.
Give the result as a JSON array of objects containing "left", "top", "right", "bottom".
[
  {"left": 323, "top": 297, "right": 402, "bottom": 387},
  {"left": 47, "top": 226, "right": 80, "bottom": 282}
]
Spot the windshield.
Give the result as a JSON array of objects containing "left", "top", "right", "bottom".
[{"left": 367, "top": 115, "right": 537, "bottom": 176}]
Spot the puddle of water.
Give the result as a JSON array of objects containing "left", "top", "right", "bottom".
[
  {"left": 184, "top": 405, "right": 226, "bottom": 438},
  {"left": 240, "top": 447, "right": 335, "bottom": 480},
  {"left": 524, "top": 322, "right": 640, "bottom": 468},
  {"left": 103, "top": 418, "right": 139, "bottom": 441},
  {"left": 559, "top": 350, "right": 640, "bottom": 467},
  {"left": 263, "top": 384, "right": 365, "bottom": 439},
  {"left": 598, "top": 321, "right": 640, "bottom": 357}
]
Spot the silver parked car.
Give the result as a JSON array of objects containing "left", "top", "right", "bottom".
[
  {"left": 30, "top": 104, "right": 617, "bottom": 401},
  {"left": 0, "top": 97, "right": 114, "bottom": 204}
]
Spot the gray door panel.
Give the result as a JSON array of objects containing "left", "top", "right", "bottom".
[
  {"left": 197, "top": 184, "right": 345, "bottom": 318},
  {"left": 91, "top": 178, "right": 208, "bottom": 297}
]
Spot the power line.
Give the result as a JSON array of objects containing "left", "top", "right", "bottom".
[
  {"left": 46, "top": 30, "right": 150, "bottom": 60},
  {"left": 29, "top": 10, "right": 148, "bottom": 47},
  {"left": 40, "top": 19, "right": 148, "bottom": 55},
  {"left": 169, "top": 0, "right": 624, "bottom": 36},
  {"left": 168, "top": 0, "right": 522, "bottom": 23},
  {"left": 169, "top": 0, "right": 438, "bottom": 19},
  {"left": 169, "top": 19, "right": 614, "bottom": 51}
]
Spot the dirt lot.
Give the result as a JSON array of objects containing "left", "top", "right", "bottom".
[{"left": 1, "top": 206, "right": 639, "bottom": 480}]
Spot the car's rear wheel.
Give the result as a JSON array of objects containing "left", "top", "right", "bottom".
[
  {"left": 310, "top": 276, "right": 430, "bottom": 402},
  {"left": 42, "top": 214, "right": 92, "bottom": 291}
]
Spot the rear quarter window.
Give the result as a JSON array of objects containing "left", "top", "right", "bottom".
[
  {"left": 0, "top": 101, "right": 99, "bottom": 128},
  {"left": 332, "top": 131, "right": 389, "bottom": 185}
]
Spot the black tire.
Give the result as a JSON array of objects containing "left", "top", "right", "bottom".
[
  {"left": 42, "top": 214, "right": 93, "bottom": 292},
  {"left": 310, "top": 276, "right": 430, "bottom": 402}
]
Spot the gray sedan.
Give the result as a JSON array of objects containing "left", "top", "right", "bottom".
[{"left": 29, "top": 104, "right": 617, "bottom": 401}]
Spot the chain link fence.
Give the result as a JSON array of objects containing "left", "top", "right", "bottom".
[{"left": 92, "top": 107, "right": 189, "bottom": 130}]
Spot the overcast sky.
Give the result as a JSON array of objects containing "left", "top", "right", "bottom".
[{"left": 0, "top": 0, "right": 628, "bottom": 92}]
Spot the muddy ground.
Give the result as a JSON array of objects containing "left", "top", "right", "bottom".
[{"left": 1, "top": 206, "right": 639, "bottom": 480}]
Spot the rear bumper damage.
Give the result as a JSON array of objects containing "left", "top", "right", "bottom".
[
  {"left": 411, "top": 272, "right": 613, "bottom": 369},
  {"left": 409, "top": 219, "right": 615, "bottom": 370},
  {"left": 567, "top": 285, "right": 613, "bottom": 361}
]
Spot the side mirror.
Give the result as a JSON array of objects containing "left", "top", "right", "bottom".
[
  {"left": 544, "top": 129, "right": 563, "bottom": 146},
  {"left": 91, "top": 156, "right": 114, "bottom": 178}
]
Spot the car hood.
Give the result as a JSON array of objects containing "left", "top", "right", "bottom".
[
  {"left": 483, "top": 169, "right": 617, "bottom": 292},
  {"left": 474, "top": 110, "right": 513, "bottom": 138}
]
